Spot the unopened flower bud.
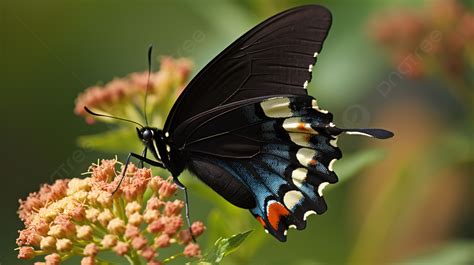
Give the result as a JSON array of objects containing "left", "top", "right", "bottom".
[
  {"left": 45, "top": 253, "right": 61, "bottom": 265},
  {"left": 140, "top": 246, "right": 156, "bottom": 261},
  {"left": 107, "top": 218, "right": 125, "bottom": 235},
  {"left": 113, "top": 241, "right": 130, "bottom": 256},
  {"left": 84, "top": 243, "right": 99, "bottom": 256},
  {"left": 76, "top": 225, "right": 93, "bottom": 240},
  {"left": 128, "top": 212, "right": 143, "bottom": 226},
  {"left": 18, "top": 246, "right": 35, "bottom": 259},
  {"left": 56, "top": 238, "right": 73, "bottom": 252},
  {"left": 98, "top": 209, "right": 114, "bottom": 226},
  {"left": 101, "top": 234, "right": 118, "bottom": 248},
  {"left": 125, "top": 201, "right": 141, "bottom": 216},
  {"left": 85, "top": 208, "right": 100, "bottom": 222},
  {"left": 143, "top": 209, "right": 160, "bottom": 223},
  {"left": 40, "top": 236, "right": 56, "bottom": 251},
  {"left": 131, "top": 235, "right": 147, "bottom": 250},
  {"left": 183, "top": 243, "right": 201, "bottom": 257}
]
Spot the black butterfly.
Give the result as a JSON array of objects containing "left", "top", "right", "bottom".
[{"left": 86, "top": 4, "right": 393, "bottom": 242}]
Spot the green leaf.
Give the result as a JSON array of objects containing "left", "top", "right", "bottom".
[
  {"left": 335, "top": 149, "right": 387, "bottom": 184},
  {"left": 198, "top": 231, "right": 253, "bottom": 264},
  {"left": 77, "top": 127, "right": 142, "bottom": 153}
]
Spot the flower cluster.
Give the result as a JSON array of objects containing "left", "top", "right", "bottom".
[
  {"left": 17, "top": 159, "right": 205, "bottom": 264},
  {"left": 368, "top": 0, "right": 473, "bottom": 79},
  {"left": 74, "top": 57, "right": 193, "bottom": 125}
]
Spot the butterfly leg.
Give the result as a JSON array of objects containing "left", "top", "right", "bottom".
[
  {"left": 112, "top": 152, "right": 165, "bottom": 195},
  {"left": 139, "top": 147, "right": 148, "bottom": 168},
  {"left": 172, "top": 176, "right": 196, "bottom": 242}
]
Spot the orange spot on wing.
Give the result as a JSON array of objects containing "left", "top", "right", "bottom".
[
  {"left": 297, "top": 122, "right": 307, "bottom": 131},
  {"left": 256, "top": 216, "right": 266, "bottom": 228},
  {"left": 309, "top": 159, "right": 318, "bottom": 166},
  {"left": 267, "top": 202, "right": 290, "bottom": 231}
]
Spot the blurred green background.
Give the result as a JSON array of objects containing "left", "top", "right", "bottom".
[{"left": 2, "top": 0, "right": 473, "bottom": 264}]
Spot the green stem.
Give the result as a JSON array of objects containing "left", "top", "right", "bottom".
[
  {"left": 163, "top": 253, "right": 184, "bottom": 263},
  {"left": 125, "top": 251, "right": 143, "bottom": 265}
]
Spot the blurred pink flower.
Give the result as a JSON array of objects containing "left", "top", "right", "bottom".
[
  {"left": 74, "top": 57, "right": 193, "bottom": 125},
  {"left": 368, "top": 0, "right": 473, "bottom": 80}
]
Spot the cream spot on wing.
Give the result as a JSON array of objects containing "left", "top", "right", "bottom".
[
  {"left": 328, "top": 159, "right": 337, "bottom": 171},
  {"left": 283, "top": 190, "right": 304, "bottom": 210},
  {"left": 291, "top": 168, "right": 308, "bottom": 188},
  {"left": 314, "top": 52, "right": 319, "bottom": 57},
  {"left": 330, "top": 137, "right": 338, "bottom": 147},
  {"left": 296, "top": 148, "right": 317, "bottom": 167},
  {"left": 318, "top": 182, "right": 329, "bottom": 197},
  {"left": 308, "top": 64, "right": 313, "bottom": 72},
  {"left": 289, "top": 133, "right": 312, "bottom": 147},
  {"left": 283, "top": 117, "right": 318, "bottom": 134},
  {"left": 311, "top": 99, "right": 329, "bottom": 114},
  {"left": 289, "top": 224, "right": 297, "bottom": 229},
  {"left": 303, "top": 210, "right": 317, "bottom": 221},
  {"left": 303, "top": 80, "right": 309, "bottom": 89},
  {"left": 260, "top": 97, "right": 292, "bottom": 118},
  {"left": 345, "top": 131, "right": 374, "bottom": 137}
]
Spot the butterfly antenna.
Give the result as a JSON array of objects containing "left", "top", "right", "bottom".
[
  {"left": 143, "top": 44, "right": 153, "bottom": 126},
  {"left": 84, "top": 107, "right": 144, "bottom": 128}
]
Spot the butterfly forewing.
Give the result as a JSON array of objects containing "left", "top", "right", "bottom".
[{"left": 164, "top": 5, "right": 332, "bottom": 133}]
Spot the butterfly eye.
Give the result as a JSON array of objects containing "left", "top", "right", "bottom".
[{"left": 142, "top": 129, "right": 153, "bottom": 141}]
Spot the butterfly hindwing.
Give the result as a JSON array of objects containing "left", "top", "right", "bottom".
[{"left": 181, "top": 95, "right": 342, "bottom": 241}]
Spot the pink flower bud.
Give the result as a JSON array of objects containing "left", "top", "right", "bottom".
[
  {"left": 101, "top": 234, "right": 118, "bottom": 248},
  {"left": 76, "top": 225, "right": 93, "bottom": 240},
  {"left": 125, "top": 201, "right": 141, "bottom": 216},
  {"left": 35, "top": 221, "right": 50, "bottom": 236},
  {"left": 148, "top": 176, "right": 163, "bottom": 192},
  {"left": 146, "top": 197, "right": 164, "bottom": 211},
  {"left": 147, "top": 219, "right": 165, "bottom": 234},
  {"left": 18, "top": 246, "right": 36, "bottom": 259},
  {"left": 178, "top": 229, "right": 192, "bottom": 244},
  {"left": 164, "top": 200, "right": 184, "bottom": 216},
  {"left": 70, "top": 206, "right": 86, "bottom": 222},
  {"left": 124, "top": 224, "right": 140, "bottom": 239},
  {"left": 191, "top": 221, "right": 206, "bottom": 237},
  {"left": 158, "top": 180, "right": 177, "bottom": 199},
  {"left": 131, "top": 235, "right": 148, "bottom": 250},
  {"left": 107, "top": 218, "right": 126, "bottom": 235},
  {"left": 85, "top": 208, "right": 100, "bottom": 222},
  {"left": 40, "top": 236, "right": 56, "bottom": 251},
  {"left": 128, "top": 212, "right": 143, "bottom": 226},
  {"left": 113, "top": 241, "right": 130, "bottom": 256},
  {"left": 84, "top": 243, "right": 99, "bottom": 256},
  {"left": 98, "top": 209, "right": 114, "bottom": 226},
  {"left": 56, "top": 238, "right": 73, "bottom": 252},
  {"left": 143, "top": 209, "right": 160, "bottom": 223},
  {"left": 163, "top": 216, "right": 183, "bottom": 235},
  {"left": 140, "top": 246, "right": 156, "bottom": 261},
  {"left": 183, "top": 243, "right": 201, "bottom": 258},
  {"left": 45, "top": 253, "right": 61, "bottom": 265},
  {"left": 154, "top": 234, "right": 171, "bottom": 248},
  {"left": 97, "top": 192, "right": 113, "bottom": 208},
  {"left": 81, "top": 256, "right": 96, "bottom": 265}
]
